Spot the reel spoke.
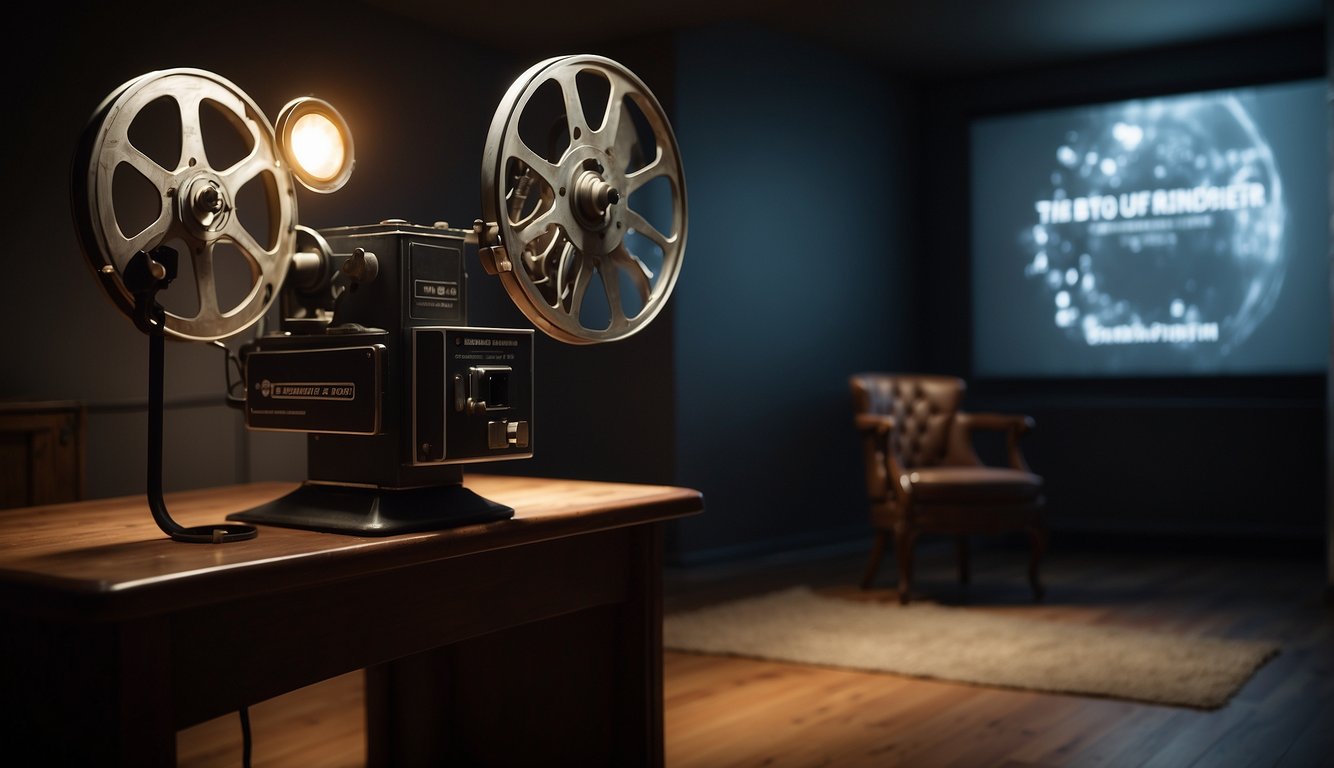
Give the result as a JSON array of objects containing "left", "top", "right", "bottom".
[
  {"left": 510, "top": 141, "right": 560, "bottom": 191},
  {"left": 555, "top": 70, "right": 591, "bottom": 146},
  {"left": 192, "top": 243, "right": 221, "bottom": 320},
  {"left": 174, "top": 90, "right": 209, "bottom": 171},
  {"left": 120, "top": 144, "right": 174, "bottom": 192},
  {"left": 110, "top": 209, "right": 172, "bottom": 265},
  {"left": 515, "top": 209, "right": 557, "bottom": 250},
  {"left": 222, "top": 217, "right": 273, "bottom": 265},
  {"left": 612, "top": 103, "right": 641, "bottom": 175},
  {"left": 600, "top": 262, "right": 626, "bottom": 329},
  {"left": 594, "top": 79, "right": 625, "bottom": 146},
  {"left": 609, "top": 243, "right": 653, "bottom": 306},
  {"left": 622, "top": 208, "right": 672, "bottom": 251},
  {"left": 566, "top": 250, "right": 594, "bottom": 318},
  {"left": 625, "top": 154, "right": 674, "bottom": 195},
  {"left": 219, "top": 149, "right": 271, "bottom": 188}
]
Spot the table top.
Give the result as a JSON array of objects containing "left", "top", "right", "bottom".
[{"left": 0, "top": 475, "right": 702, "bottom": 620}]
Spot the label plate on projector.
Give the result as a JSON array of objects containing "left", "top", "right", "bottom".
[
  {"left": 246, "top": 345, "right": 384, "bottom": 434},
  {"left": 408, "top": 242, "right": 464, "bottom": 322}
]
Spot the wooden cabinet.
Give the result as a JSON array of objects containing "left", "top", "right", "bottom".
[{"left": 0, "top": 401, "right": 85, "bottom": 508}]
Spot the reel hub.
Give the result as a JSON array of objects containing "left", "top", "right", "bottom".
[
  {"left": 572, "top": 167, "right": 620, "bottom": 232},
  {"left": 180, "top": 171, "right": 233, "bottom": 238}
]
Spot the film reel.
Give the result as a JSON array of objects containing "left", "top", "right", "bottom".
[
  {"left": 480, "top": 55, "right": 687, "bottom": 344},
  {"left": 72, "top": 68, "right": 297, "bottom": 342}
]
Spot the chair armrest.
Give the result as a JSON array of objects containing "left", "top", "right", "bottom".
[
  {"left": 957, "top": 411, "right": 1035, "bottom": 472},
  {"left": 958, "top": 412, "right": 1034, "bottom": 434},
  {"left": 853, "top": 413, "right": 895, "bottom": 436}
]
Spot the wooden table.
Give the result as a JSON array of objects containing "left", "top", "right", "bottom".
[{"left": 0, "top": 475, "right": 702, "bottom": 766}]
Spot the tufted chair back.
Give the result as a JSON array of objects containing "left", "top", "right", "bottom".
[
  {"left": 850, "top": 374, "right": 979, "bottom": 501},
  {"left": 851, "top": 373, "right": 969, "bottom": 464}
]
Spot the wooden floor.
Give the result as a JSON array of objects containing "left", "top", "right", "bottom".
[{"left": 178, "top": 535, "right": 1334, "bottom": 767}]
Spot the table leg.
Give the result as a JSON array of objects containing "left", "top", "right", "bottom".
[
  {"left": 366, "top": 524, "right": 664, "bottom": 767},
  {"left": 1, "top": 614, "right": 176, "bottom": 766}
]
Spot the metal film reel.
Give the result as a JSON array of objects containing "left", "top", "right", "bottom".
[
  {"left": 72, "top": 68, "right": 297, "bottom": 342},
  {"left": 481, "top": 55, "right": 687, "bottom": 344}
]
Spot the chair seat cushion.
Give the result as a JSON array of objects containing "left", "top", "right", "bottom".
[{"left": 905, "top": 466, "right": 1043, "bottom": 503}]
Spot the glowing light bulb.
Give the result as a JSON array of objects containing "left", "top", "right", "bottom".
[
  {"left": 290, "top": 113, "right": 344, "bottom": 181},
  {"left": 277, "top": 97, "right": 354, "bottom": 193}
]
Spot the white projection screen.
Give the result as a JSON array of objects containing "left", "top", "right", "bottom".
[{"left": 971, "top": 79, "right": 1328, "bottom": 378}]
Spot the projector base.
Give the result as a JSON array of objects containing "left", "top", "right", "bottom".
[{"left": 227, "top": 482, "right": 514, "bottom": 536}]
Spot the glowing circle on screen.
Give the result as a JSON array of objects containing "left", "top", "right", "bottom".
[{"left": 1022, "top": 94, "right": 1286, "bottom": 359}]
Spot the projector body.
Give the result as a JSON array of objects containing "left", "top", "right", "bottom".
[
  {"left": 243, "top": 222, "right": 534, "bottom": 490},
  {"left": 227, "top": 222, "right": 537, "bottom": 535}
]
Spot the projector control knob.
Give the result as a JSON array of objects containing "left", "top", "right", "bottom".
[
  {"left": 340, "top": 248, "right": 379, "bottom": 284},
  {"left": 507, "top": 420, "right": 530, "bottom": 448}
]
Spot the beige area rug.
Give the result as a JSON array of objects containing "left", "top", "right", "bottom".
[{"left": 663, "top": 587, "right": 1278, "bottom": 709}]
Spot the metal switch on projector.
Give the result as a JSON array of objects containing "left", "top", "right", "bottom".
[
  {"left": 507, "top": 420, "right": 529, "bottom": 448},
  {"left": 488, "top": 420, "right": 529, "bottom": 450}
]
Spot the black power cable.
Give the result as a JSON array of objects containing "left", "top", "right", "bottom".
[{"left": 240, "top": 705, "right": 253, "bottom": 768}]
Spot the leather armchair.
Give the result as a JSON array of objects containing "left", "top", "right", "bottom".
[{"left": 850, "top": 373, "right": 1047, "bottom": 604}]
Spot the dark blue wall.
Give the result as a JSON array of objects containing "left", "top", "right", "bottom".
[
  {"left": 668, "top": 24, "right": 918, "bottom": 560},
  {"left": 1325, "top": 4, "right": 1333, "bottom": 588}
]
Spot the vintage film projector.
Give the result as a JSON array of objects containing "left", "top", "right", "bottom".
[{"left": 72, "top": 56, "right": 686, "bottom": 540}]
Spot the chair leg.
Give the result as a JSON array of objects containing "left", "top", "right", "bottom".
[
  {"left": 861, "top": 530, "right": 889, "bottom": 590},
  {"left": 955, "top": 535, "right": 970, "bottom": 585},
  {"left": 894, "top": 522, "right": 916, "bottom": 605},
  {"left": 1027, "top": 522, "right": 1048, "bottom": 602}
]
